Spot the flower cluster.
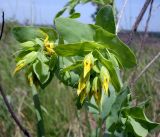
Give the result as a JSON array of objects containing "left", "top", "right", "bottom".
[{"left": 77, "top": 53, "right": 110, "bottom": 105}]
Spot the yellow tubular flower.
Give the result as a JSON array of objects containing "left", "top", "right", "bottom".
[
  {"left": 44, "top": 35, "right": 49, "bottom": 44},
  {"left": 94, "top": 89, "right": 102, "bottom": 106},
  {"left": 77, "top": 79, "right": 86, "bottom": 95},
  {"left": 100, "top": 66, "right": 110, "bottom": 96},
  {"left": 44, "top": 35, "right": 55, "bottom": 55},
  {"left": 92, "top": 77, "right": 102, "bottom": 105},
  {"left": 13, "top": 60, "right": 26, "bottom": 74},
  {"left": 83, "top": 53, "right": 94, "bottom": 78},
  {"left": 77, "top": 74, "right": 90, "bottom": 96},
  {"left": 28, "top": 74, "right": 33, "bottom": 86}
]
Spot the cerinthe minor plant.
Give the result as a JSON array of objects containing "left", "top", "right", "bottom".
[{"left": 12, "top": 1, "right": 159, "bottom": 137}]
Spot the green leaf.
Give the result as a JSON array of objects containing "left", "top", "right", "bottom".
[
  {"left": 55, "top": 17, "right": 136, "bottom": 68},
  {"left": 96, "top": 5, "right": 115, "bottom": 33},
  {"left": 100, "top": 85, "right": 116, "bottom": 119},
  {"left": 13, "top": 27, "right": 57, "bottom": 43},
  {"left": 49, "top": 54, "right": 58, "bottom": 71},
  {"left": 60, "top": 61, "right": 82, "bottom": 73},
  {"left": 55, "top": 17, "right": 94, "bottom": 43},
  {"left": 21, "top": 51, "right": 37, "bottom": 64},
  {"left": 20, "top": 41, "right": 35, "bottom": 49},
  {"left": 54, "top": 7, "right": 67, "bottom": 19},
  {"left": 122, "top": 107, "right": 160, "bottom": 132},
  {"left": 94, "top": 50, "right": 122, "bottom": 91},
  {"left": 93, "top": 26, "right": 137, "bottom": 68},
  {"left": 12, "top": 27, "right": 46, "bottom": 42},
  {"left": 69, "top": 13, "right": 81, "bottom": 19},
  {"left": 93, "top": 0, "right": 113, "bottom": 4},
  {"left": 40, "top": 27, "right": 58, "bottom": 41},
  {"left": 55, "top": 41, "right": 104, "bottom": 56},
  {"left": 37, "top": 52, "right": 49, "bottom": 63},
  {"left": 33, "top": 60, "right": 50, "bottom": 84},
  {"left": 128, "top": 116, "right": 148, "bottom": 137},
  {"left": 56, "top": 57, "right": 80, "bottom": 88},
  {"left": 81, "top": 0, "right": 113, "bottom": 5},
  {"left": 106, "top": 86, "right": 130, "bottom": 131},
  {"left": 14, "top": 51, "right": 38, "bottom": 73}
]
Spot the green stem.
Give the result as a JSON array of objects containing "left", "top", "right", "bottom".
[
  {"left": 31, "top": 84, "right": 45, "bottom": 137},
  {"left": 98, "top": 117, "right": 103, "bottom": 137}
]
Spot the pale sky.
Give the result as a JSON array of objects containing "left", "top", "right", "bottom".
[{"left": 0, "top": 0, "right": 160, "bottom": 32}]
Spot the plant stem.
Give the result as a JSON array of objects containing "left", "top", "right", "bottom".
[
  {"left": 0, "top": 82, "right": 31, "bottom": 137},
  {"left": 31, "top": 84, "right": 45, "bottom": 137},
  {"left": 98, "top": 117, "right": 103, "bottom": 137}
]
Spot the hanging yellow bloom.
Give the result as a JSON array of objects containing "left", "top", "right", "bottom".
[
  {"left": 100, "top": 66, "right": 110, "bottom": 96},
  {"left": 79, "top": 81, "right": 90, "bottom": 104},
  {"left": 92, "top": 76, "right": 101, "bottom": 105},
  {"left": 27, "top": 73, "right": 33, "bottom": 86},
  {"left": 77, "top": 78, "right": 86, "bottom": 95},
  {"left": 13, "top": 60, "right": 26, "bottom": 74},
  {"left": 77, "top": 74, "right": 89, "bottom": 95},
  {"left": 44, "top": 35, "right": 55, "bottom": 55},
  {"left": 13, "top": 51, "right": 37, "bottom": 75},
  {"left": 83, "top": 53, "right": 94, "bottom": 78}
]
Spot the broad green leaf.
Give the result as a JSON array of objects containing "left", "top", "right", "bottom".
[
  {"left": 14, "top": 51, "right": 37, "bottom": 74},
  {"left": 122, "top": 107, "right": 160, "bottom": 132},
  {"left": 20, "top": 41, "right": 35, "bottom": 49},
  {"left": 55, "top": 17, "right": 94, "bottom": 43},
  {"left": 22, "top": 51, "right": 38, "bottom": 64},
  {"left": 60, "top": 61, "right": 82, "bottom": 73},
  {"left": 55, "top": 17, "right": 136, "bottom": 68},
  {"left": 100, "top": 85, "right": 116, "bottom": 119},
  {"left": 33, "top": 60, "right": 50, "bottom": 84},
  {"left": 55, "top": 41, "right": 104, "bottom": 56},
  {"left": 106, "top": 86, "right": 130, "bottom": 131},
  {"left": 12, "top": 27, "right": 46, "bottom": 42},
  {"left": 40, "top": 27, "right": 58, "bottom": 41},
  {"left": 37, "top": 52, "right": 49, "bottom": 63},
  {"left": 128, "top": 116, "right": 148, "bottom": 137},
  {"left": 96, "top": 5, "right": 115, "bottom": 33},
  {"left": 56, "top": 57, "right": 80, "bottom": 88},
  {"left": 87, "top": 100, "right": 99, "bottom": 113},
  {"left": 94, "top": 50, "right": 122, "bottom": 91},
  {"left": 93, "top": 26, "right": 137, "bottom": 68},
  {"left": 49, "top": 54, "right": 58, "bottom": 71}
]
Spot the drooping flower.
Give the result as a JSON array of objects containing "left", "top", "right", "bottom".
[
  {"left": 77, "top": 73, "right": 89, "bottom": 95},
  {"left": 79, "top": 81, "right": 90, "bottom": 104},
  {"left": 100, "top": 66, "right": 110, "bottom": 96},
  {"left": 14, "top": 60, "right": 26, "bottom": 74},
  {"left": 14, "top": 51, "right": 37, "bottom": 74},
  {"left": 83, "top": 53, "right": 94, "bottom": 78},
  {"left": 92, "top": 76, "right": 101, "bottom": 105},
  {"left": 44, "top": 35, "right": 55, "bottom": 55}
]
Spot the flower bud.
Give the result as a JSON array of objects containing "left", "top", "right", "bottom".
[
  {"left": 83, "top": 53, "right": 94, "bottom": 78},
  {"left": 100, "top": 66, "right": 110, "bottom": 96}
]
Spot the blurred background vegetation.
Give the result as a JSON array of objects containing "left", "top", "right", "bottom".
[{"left": 0, "top": 1, "right": 160, "bottom": 137}]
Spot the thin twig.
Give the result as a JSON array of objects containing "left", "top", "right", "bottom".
[
  {"left": 127, "top": 0, "right": 152, "bottom": 44},
  {"left": 137, "top": 0, "right": 154, "bottom": 59},
  {"left": 129, "top": 0, "right": 154, "bottom": 86},
  {"left": 116, "top": 0, "right": 128, "bottom": 34},
  {"left": 132, "top": 0, "right": 152, "bottom": 32},
  {"left": 0, "top": 11, "right": 4, "bottom": 40},
  {"left": 0, "top": 83, "right": 31, "bottom": 137},
  {"left": 133, "top": 52, "right": 160, "bottom": 85}
]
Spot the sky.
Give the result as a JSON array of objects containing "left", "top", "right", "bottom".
[{"left": 0, "top": 0, "right": 160, "bottom": 32}]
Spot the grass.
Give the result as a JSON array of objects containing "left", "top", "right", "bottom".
[{"left": 0, "top": 22, "right": 159, "bottom": 137}]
